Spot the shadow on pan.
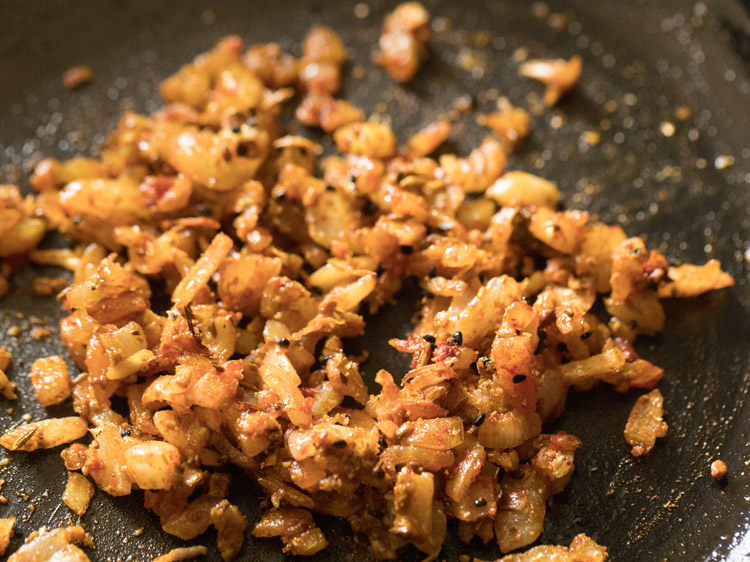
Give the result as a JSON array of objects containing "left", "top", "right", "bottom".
[{"left": 1, "top": 0, "right": 749, "bottom": 560}]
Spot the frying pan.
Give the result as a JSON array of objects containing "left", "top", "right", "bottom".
[{"left": 1, "top": 1, "right": 749, "bottom": 560}]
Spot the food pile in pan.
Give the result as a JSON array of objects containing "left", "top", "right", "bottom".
[{"left": 0, "top": 3, "right": 733, "bottom": 561}]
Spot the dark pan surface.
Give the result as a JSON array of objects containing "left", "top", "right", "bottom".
[{"left": 1, "top": 1, "right": 750, "bottom": 560}]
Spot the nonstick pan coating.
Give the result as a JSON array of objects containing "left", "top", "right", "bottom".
[{"left": 1, "top": 1, "right": 749, "bottom": 560}]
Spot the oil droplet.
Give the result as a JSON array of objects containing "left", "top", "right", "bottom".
[
  {"left": 660, "top": 121, "right": 676, "bottom": 137},
  {"left": 354, "top": 3, "right": 370, "bottom": 19},
  {"left": 715, "top": 155, "right": 735, "bottom": 170}
]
